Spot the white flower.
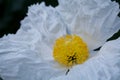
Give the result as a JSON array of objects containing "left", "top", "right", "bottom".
[{"left": 0, "top": 0, "right": 120, "bottom": 80}]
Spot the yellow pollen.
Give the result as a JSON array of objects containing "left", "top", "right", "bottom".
[{"left": 53, "top": 34, "right": 89, "bottom": 67}]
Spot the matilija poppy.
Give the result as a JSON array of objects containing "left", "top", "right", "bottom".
[{"left": 0, "top": 0, "right": 120, "bottom": 80}]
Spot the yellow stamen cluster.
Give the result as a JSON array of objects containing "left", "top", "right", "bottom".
[{"left": 53, "top": 34, "right": 89, "bottom": 67}]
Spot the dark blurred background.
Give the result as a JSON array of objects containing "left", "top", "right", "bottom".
[
  {"left": 0, "top": 0, "right": 120, "bottom": 80},
  {"left": 0, "top": 0, "right": 58, "bottom": 38},
  {"left": 0, "top": 0, "right": 120, "bottom": 39}
]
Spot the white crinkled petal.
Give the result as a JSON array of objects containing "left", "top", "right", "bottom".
[
  {"left": 0, "top": 33, "right": 66, "bottom": 80},
  {"left": 50, "top": 37, "right": 120, "bottom": 80},
  {"left": 26, "top": 2, "right": 67, "bottom": 40},
  {"left": 21, "top": 3, "right": 68, "bottom": 60},
  {"left": 56, "top": 0, "right": 120, "bottom": 50},
  {"left": 0, "top": 3, "right": 69, "bottom": 80},
  {"left": 0, "top": 1, "right": 120, "bottom": 80}
]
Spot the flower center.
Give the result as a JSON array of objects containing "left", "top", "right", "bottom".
[{"left": 53, "top": 34, "right": 89, "bottom": 67}]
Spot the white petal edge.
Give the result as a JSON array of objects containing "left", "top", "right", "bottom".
[{"left": 56, "top": 0, "right": 120, "bottom": 50}]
